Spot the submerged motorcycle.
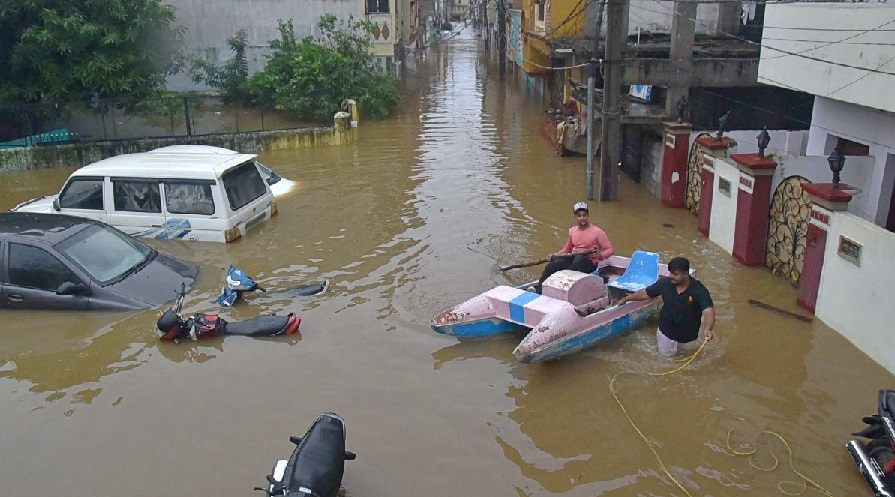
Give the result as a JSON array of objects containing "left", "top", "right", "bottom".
[
  {"left": 156, "top": 283, "right": 300, "bottom": 342},
  {"left": 847, "top": 389, "right": 895, "bottom": 497},
  {"left": 256, "top": 412, "right": 356, "bottom": 497},
  {"left": 217, "top": 265, "right": 329, "bottom": 307}
]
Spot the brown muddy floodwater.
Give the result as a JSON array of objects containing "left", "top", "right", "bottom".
[{"left": 0, "top": 30, "right": 891, "bottom": 497}]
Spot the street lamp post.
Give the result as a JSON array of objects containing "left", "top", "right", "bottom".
[
  {"left": 757, "top": 127, "right": 770, "bottom": 157},
  {"left": 827, "top": 147, "right": 846, "bottom": 189}
]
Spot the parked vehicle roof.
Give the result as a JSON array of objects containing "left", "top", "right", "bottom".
[
  {"left": 0, "top": 212, "right": 93, "bottom": 244},
  {"left": 70, "top": 147, "right": 257, "bottom": 180}
]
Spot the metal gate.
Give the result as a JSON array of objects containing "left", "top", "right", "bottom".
[
  {"left": 766, "top": 176, "right": 812, "bottom": 287},
  {"left": 685, "top": 133, "right": 711, "bottom": 215}
]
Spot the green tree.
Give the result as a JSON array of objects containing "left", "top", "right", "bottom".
[
  {"left": 189, "top": 29, "right": 251, "bottom": 104},
  {"left": 249, "top": 15, "right": 400, "bottom": 122},
  {"left": 0, "top": 0, "right": 183, "bottom": 104}
]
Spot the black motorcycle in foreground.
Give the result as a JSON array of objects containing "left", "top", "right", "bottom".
[
  {"left": 256, "top": 412, "right": 356, "bottom": 497},
  {"left": 156, "top": 283, "right": 300, "bottom": 342},
  {"left": 848, "top": 389, "right": 895, "bottom": 497}
]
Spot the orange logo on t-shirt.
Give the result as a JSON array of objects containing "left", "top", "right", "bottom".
[{"left": 688, "top": 296, "right": 693, "bottom": 303}]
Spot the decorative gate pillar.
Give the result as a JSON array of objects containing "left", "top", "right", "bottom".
[
  {"left": 696, "top": 136, "right": 736, "bottom": 237},
  {"left": 731, "top": 153, "right": 777, "bottom": 265},
  {"left": 661, "top": 121, "right": 692, "bottom": 207},
  {"left": 797, "top": 183, "right": 854, "bottom": 312}
]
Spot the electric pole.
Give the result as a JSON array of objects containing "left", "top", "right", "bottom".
[
  {"left": 586, "top": 0, "right": 606, "bottom": 200},
  {"left": 599, "top": 0, "right": 627, "bottom": 201},
  {"left": 498, "top": 0, "right": 506, "bottom": 80}
]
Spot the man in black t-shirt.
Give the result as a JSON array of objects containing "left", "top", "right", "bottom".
[{"left": 615, "top": 257, "right": 715, "bottom": 357}]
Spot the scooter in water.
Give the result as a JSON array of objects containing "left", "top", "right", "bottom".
[
  {"left": 847, "top": 389, "right": 895, "bottom": 497},
  {"left": 216, "top": 265, "right": 329, "bottom": 307},
  {"left": 156, "top": 283, "right": 300, "bottom": 342},
  {"left": 256, "top": 412, "right": 356, "bottom": 497}
]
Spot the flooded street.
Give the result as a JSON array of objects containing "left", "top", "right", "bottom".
[{"left": 2, "top": 29, "right": 892, "bottom": 497}]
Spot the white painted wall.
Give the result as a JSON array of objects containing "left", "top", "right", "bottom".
[
  {"left": 805, "top": 97, "right": 895, "bottom": 226},
  {"left": 769, "top": 155, "right": 876, "bottom": 222},
  {"left": 758, "top": 3, "right": 895, "bottom": 114},
  {"left": 687, "top": 130, "right": 808, "bottom": 159},
  {"left": 707, "top": 156, "right": 739, "bottom": 254},
  {"left": 164, "top": 0, "right": 365, "bottom": 90},
  {"left": 815, "top": 212, "right": 895, "bottom": 373}
]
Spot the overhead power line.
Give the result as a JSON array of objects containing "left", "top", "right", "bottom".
[{"left": 635, "top": 0, "right": 895, "bottom": 75}]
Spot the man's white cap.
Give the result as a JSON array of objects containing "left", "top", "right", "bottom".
[{"left": 573, "top": 201, "right": 588, "bottom": 213}]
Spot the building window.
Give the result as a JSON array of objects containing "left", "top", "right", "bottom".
[
  {"left": 367, "top": 0, "right": 389, "bottom": 14},
  {"left": 836, "top": 136, "right": 870, "bottom": 156}
]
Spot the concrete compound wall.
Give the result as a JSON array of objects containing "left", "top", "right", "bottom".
[
  {"left": 0, "top": 117, "right": 352, "bottom": 172},
  {"left": 640, "top": 135, "right": 663, "bottom": 198},
  {"left": 816, "top": 211, "right": 895, "bottom": 373},
  {"left": 706, "top": 155, "right": 739, "bottom": 254}
]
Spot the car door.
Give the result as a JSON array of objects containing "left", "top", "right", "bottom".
[
  {"left": 1, "top": 241, "right": 90, "bottom": 310},
  {"left": 56, "top": 176, "right": 110, "bottom": 224},
  {"left": 108, "top": 178, "right": 164, "bottom": 238}
]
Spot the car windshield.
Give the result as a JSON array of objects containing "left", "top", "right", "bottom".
[{"left": 56, "top": 224, "right": 153, "bottom": 285}]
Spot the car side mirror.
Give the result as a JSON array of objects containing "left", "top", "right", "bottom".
[
  {"left": 52, "top": 198, "right": 61, "bottom": 211},
  {"left": 56, "top": 281, "right": 89, "bottom": 296}
]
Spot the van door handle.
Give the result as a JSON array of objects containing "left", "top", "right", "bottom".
[{"left": 8, "top": 294, "right": 23, "bottom": 302}]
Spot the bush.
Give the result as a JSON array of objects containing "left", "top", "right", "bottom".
[{"left": 248, "top": 15, "right": 400, "bottom": 122}]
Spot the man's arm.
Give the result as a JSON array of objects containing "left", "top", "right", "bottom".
[
  {"left": 616, "top": 289, "right": 649, "bottom": 305},
  {"left": 595, "top": 229, "right": 614, "bottom": 261},
  {"left": 551, "top": 234, "right": 574, "bottom": 260},
  {"left": 700, "top": 307, "right": 716, "bottom": 341}
]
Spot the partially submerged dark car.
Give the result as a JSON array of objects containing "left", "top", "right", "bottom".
[{"left": 0, "top": 212, "right": 198, "bottom": 311}]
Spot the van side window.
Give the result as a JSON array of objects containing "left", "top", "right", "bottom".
[
  {"left": 113, "top": 180, "right": 161, "bottom": 213},
  {"left": 164, "top": 182, "right": 215, "bottom": 215},
  {"left": 8, "top": 243, "right": 78, "bottom": 291},
  {"left": 221, "top": 161, "right": 267, "bottom": 211},
  {"left": 59, "top": 179, "right": 104, "bottom": 210}
]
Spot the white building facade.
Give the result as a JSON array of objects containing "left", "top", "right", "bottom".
[{"left": 758, "top": 2, "right": 895, "bottom": 232}]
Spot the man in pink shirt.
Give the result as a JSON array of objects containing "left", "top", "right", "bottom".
[{"left": 530, "top": 201, "right": 614, "bottom": 293}]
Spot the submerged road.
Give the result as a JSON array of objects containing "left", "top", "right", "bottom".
[{"left": 0, "top": 27, "right": 889, "bottom": 497}]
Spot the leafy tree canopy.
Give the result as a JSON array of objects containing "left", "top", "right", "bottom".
[
  {"left": 0, "top": 0, "right": 183, "bottom": 104},
  {"left": 193, "top": 15, "right": 400, "bottom": 122}
]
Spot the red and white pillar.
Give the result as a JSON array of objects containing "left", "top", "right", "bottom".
[
  {"left": 797, "top": 183, "right": 854, "bottom": 312},
  {"left": 731, "top": 153, "right": 777, "bottom": 266},
  {"left": 695, "top": 136, "right": 735, "bottom": 237},
  {"left": 660, "top": 121, "right": 692, "bottom": 208}
]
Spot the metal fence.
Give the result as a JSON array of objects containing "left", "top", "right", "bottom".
[{"left": 0, "top": 95, "right": 317, "bottom": 147}]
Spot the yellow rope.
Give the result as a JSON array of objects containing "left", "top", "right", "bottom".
[
  {"left": 609, "top": 338, "right": 709, "bottom": 497},
  {"left": 609, "top": 336, "right": 835, "bottom": 496},
  {"left": 725, "top": 430, "right": 836, "bottom": 496}
]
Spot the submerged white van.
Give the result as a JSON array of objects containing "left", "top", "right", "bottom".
[{"left": 12, "top": 146, "right": 277, "bottom": 243}]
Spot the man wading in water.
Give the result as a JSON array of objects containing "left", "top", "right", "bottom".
[{"left": 615, "top": 256, "right": 715, "bottom": 357}]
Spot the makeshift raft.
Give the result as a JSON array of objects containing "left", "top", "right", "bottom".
[{"left": 432, "top": 251, "right": 682, "bottom": 363}]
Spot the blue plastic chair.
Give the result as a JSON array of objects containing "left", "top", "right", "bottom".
[{"left": 608, "top": 250, "right": 660, "bottom": 293}]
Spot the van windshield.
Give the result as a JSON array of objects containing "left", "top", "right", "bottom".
[
  {"left": 222, "top": 161, "right": 268, "bottom": 211},
  {"left": 56, "top": 224, "right": 153, "bottom": 285}
]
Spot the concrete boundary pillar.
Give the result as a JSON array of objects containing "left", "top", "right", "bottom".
[
  {"left": 731, "top": 153, "right": 777, "bottom": 265},
  {"left": 660, "top": 121, "right": 692, "bottom": 207},
  {"left": 695, "top": 136, "right": 735, "bottom": 237},
  {"left": 797, "top": 183, "right": 854, "bottom": 312}
]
